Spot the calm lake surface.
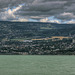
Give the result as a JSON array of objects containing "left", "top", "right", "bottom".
[{"left": 0, "top": 55, "right": 75, "bottom": 75}]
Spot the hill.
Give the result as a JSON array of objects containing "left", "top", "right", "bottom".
[
  {"left": 0, "top": 21, "right": 75, "bottom": 55},
  {"left": 0, "top": 21, "right": 75, "bottom": 40}
]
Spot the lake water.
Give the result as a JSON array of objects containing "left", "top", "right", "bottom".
[{"left": 0, "top": 55, "right": 75, "bottom": 75}]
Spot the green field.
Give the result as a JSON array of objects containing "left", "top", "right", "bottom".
[{"left": 0, "top": 55, "right": 75, "bottom": 75}]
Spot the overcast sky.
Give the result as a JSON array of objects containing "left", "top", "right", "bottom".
[{"left": 0, "top": 0, "right": 75, "bottom": 23}]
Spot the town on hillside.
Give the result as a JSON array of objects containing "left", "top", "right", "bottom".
[{"left": 0, "top": 21, "right": 75, "bottom": 55}]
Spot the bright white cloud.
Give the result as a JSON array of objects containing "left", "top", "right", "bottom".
[
  {"left": 12, "top": 18, "right": 28, "bottom": 22},
  {"left": 60, "top": 12, "right": 75, "bottom": 18},
  {"left": 61, "top": 12, "right": 73, "bottom": 16},
  {"left": 48, "top": 20, "right": 60, "bottom": 24},
  {"left": 40, "top": 17, "right": 61, "bottom": 24},
  {"left": 40, "top": 18, "right": 48, "bottom": 22},
  {"left": 0, "top": 3, "right": 25, "bottom": 21},
  {"left": 67, "top": 20, "right": 75, "bottom": 24}
]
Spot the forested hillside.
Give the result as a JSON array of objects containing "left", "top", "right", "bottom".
[{"left": 0, "top": 21, "right": 75, "bottom": 40}]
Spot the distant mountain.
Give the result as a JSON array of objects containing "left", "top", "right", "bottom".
[{"left": 0, "top": 21, "right": 75, "bottom": 40}]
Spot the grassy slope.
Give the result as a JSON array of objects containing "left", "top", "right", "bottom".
[{"left": 0, "top": 55, "right": 75, "bottom": 75}]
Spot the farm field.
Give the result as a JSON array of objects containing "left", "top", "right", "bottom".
[{"left": 0, "top": 55, "right": 75, "bottom": 75}]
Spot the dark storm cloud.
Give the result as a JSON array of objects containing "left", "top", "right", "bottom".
[
  {"left": 18, "top": 0, "right": 67, "bottom": 16},
  {"left": 0, "top": 0, "right": 75, "bottom": 22}
]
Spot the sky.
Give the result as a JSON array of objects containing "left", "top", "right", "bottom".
[{"left": 0, "top": 0, "right": 75, "bottom": 24}]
